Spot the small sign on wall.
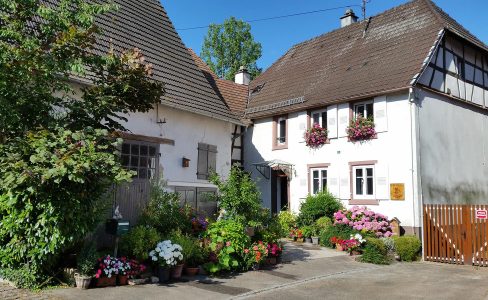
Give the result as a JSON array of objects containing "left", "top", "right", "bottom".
[
  {"left": 476, "top": 209, "right": 488, "bottom": 220},
  {"left": 390, "top": 183, "right": 405, "bottom": 200}
]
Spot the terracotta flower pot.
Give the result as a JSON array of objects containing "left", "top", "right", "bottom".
[
  {"left": 245, "top": 226, "right": 255, "bottom": 237},
  {"left": 266, "top": 257, "right": 277, "bottom": 265},
  {"left": 95, "top": 276, "right": 116, "bottom": 287},
  {"left": 74, "top": 274, "right": 92, "bottom": 289},
  {"left": 170, "top": 264, "right": 184, "bottom": 279},
  {"left": 184, "top": 267, "right": 200, "bottom": 276},
  {"left": 350, "top": 250, "right": 361, "bottom": 256},
  {"left": 158, "top": 266, "right": 170, "bottom": 283},
  {"left": 118, "top": 275, "right": 128, "bottom": 285},
  {"left": 336, "top": 244, "right": 344, "bottom": 251},
  {"left": 296, "top": 237, "right": 304, "bottom": 243}
]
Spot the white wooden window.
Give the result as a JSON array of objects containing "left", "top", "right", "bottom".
[
  {"left": 354, "top": 101, "right": 374, "bottom": 119},
  {"left": 277, "top": 117, "right": 287, "bottom": 144},
  {"left": 310, "top": 109, "right": 327, "bottom": 128},
  {"left": 310, "top": 168, "right": 327, "bottom": 195},
  {"left": 353, "top": 165, "right": 375, "bottom": 199}
]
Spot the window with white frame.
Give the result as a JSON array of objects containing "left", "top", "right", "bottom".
[
  {"left": 310, "top": 109, "right": 327, "bottom": 128},
  {"left": 277, "top": 117, "right": 287, "bottom": 144},
  {"left": 354, "top": 101, "right": 374, "bottom": 119},
  {"left": 353, "top": 165, "right": 375, "bottom": 199},
  {"left": 310, "top": 168, "right": 327, "bottom": 194}
]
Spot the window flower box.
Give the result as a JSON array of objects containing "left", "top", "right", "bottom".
[
  {"left": 346, "top": 115, "right": 376, "bottom": 142},
  {"left": 305, "top": 123, "right": 328, "bottom": 149}
]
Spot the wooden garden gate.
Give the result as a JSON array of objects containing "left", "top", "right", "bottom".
[{"left": 423, "top": 204, "right": 488, "bottom": 266}]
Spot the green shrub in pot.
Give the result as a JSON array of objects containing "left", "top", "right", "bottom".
[{"left": 119, "top": 226, "right": 161, "bottom": 261}]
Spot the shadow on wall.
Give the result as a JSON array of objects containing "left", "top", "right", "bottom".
[
  {"left": 243, "top": 126, "right": 270, "bottom": 209},
  {"left": 424, "top": 182, "right": 488, "bottom": 205}
]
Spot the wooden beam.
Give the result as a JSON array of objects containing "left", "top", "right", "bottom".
[{"left": 116, "top": 131, "right": 175, "bottom": 146}]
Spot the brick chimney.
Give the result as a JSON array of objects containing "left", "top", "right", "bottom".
[
  {"left": 340, "top": 9, "right": 358, "bottom": 28},
  {"left": 234, "top": 66, "right": 251, "bottom": 85}
]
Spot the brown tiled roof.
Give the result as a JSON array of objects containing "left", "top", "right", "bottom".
[
  {"left": 246, "top": 0, "right": 488, "bottom": 119},
  {"left": 188, "top": 49, "right": 249, "bottom": 117},
  {"left": 82, "top": 0, "right": 241, "bottom": 124}
]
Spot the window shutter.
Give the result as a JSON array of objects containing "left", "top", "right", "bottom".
[
  {"left": 337, "top": 103, "right": 350, "bottom": 138},
  {"left": 373, "top": 96, "right": 388, "bottom": 133},
  {"left": 197, "top": 143, "right": 208, "bottom": 180},
  {"left": 339, "top": 164, "right": 351, "bottom": 200},
  {"left": 375, "top": 163, "right": 389, "bottom": 200},
  {"left": 208, "top": 145, "right": 217, "bottom": 174},
  {"left": 325, "top": 165, "right": 339, "bottom": 198},
  {"left": 327, "top": 105, "right": 338, "bottom": 139}
]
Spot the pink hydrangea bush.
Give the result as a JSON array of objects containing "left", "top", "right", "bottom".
[
  {"left": 346, "top": 115, "right": 376, "bottom": 142},
  {"left": 304, "top": 123, "right": 328, "bottom": 149},
  {"left": 333, "top": 206, "right": 393, "bottom": 238}
]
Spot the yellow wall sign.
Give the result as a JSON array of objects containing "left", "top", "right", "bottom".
[{"left": 390, "top": 183, "right": 405, "bottom": 200}]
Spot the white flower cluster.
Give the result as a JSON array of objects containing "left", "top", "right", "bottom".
[
  {"left": 149, "top": 240, "right": 183, "bottom": 267},
  {"left": 351, "top": 233, "right": 366, "bottom": 244}
]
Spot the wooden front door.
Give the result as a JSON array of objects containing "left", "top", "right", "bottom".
[{"left": 423, "top": 204, "right": 488, "bottom": 266}]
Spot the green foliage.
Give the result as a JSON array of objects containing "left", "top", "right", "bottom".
[
  {"left": 0, "top": 0, "right": 164, "bottom": 288},
  {"left": 381, "top": 237, "right": 395, "bottom": 253},
  {"left": 210, "top": 167, "right": 262, "bottom": 225},
  {"left": 77, "top": 241, "right": 98, "bottom": 276},
  {"left": 360, "top": 238, "right": 390, "bottom": 265},
  {"left": 170, "top": 232, "right": 206, "bottom": 267},
  {"left": 0, "top": 265, "right": 40, "bottom": 290},
  {"left": 254, "top": 213, "right": 282, "bottom": 244},
  {"left": 140, "top": 179, "right": 191, "bottom": 236},
  {"left": 120, "top": 226, "right": 161, "bottom": 261},
  {"left": 393, "top": 236, "right": 422, "bottom": 262},
  {"left": 201, "top": 17, "right": 262, "bottom": 80},
  {"left": 301, "top": 225, "right": 314, "bottom": 238},
  {"left": 0, "top": 128, "right": 131, "bottom": 287},
  {"left": 319, "top": 224, "right": 356, "bottom": 248},
  {"left": 277, "top": 210, "right": 297, "bottom": 237},
  {"left": 203, "top": 219, "right": 250, "bottom": 273},
  {"left": 315, "top": 216, "right": 332, "bottom": 232},
  {"left": 297, "top": 190, "right": 343, "bottom": 226}
]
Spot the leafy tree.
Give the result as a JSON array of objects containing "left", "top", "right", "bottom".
[
  {"left": 201, "top": 17, "right": 262, "bottom": 81},
  {"left": 0, "top": 0, "right": 164, "bottom": 287}
]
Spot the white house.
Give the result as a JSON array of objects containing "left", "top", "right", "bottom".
[
  {"left": 243, "top": 0, "right": 488, "bottom": 236},
  {"left": 67, "top": 0, "right": 246, "bottom": 223}
]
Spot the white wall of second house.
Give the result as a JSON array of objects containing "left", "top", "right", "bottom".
[
  {"left": 121, "top": 104, "right": 234, "bottom": 187},
  {"left": 244, "top": 92, "right": 421, "bottom": 229}
]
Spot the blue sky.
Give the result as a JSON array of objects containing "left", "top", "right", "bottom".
[{"left": 162, "top": 0, "right": 487, "bottom": 70}]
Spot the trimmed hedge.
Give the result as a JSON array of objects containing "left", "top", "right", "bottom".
[
  {"left": 393, "top": 235, "right": 421, "bottom": 262},
  {"left": 360, "top": 238, "right": 390, "bottom": 265}
]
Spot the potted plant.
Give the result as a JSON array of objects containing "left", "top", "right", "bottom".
[
  {"left": 330, "top": 237, "right": 344, "bottom": 251},
  {"left": 346, "top": 114, "right": 376, "bottom": 142},
  {"left": 149, "top": 240, "right": 183, "bottom": 283},
  {"left": 343, "top": 233, "right": 366, "bottom": 255},
  {"left": 301, "top": 226, "right": 313, "bottom": 243},
  {"left": 172, "top": 233, "right": 205, "bottom": 277},
  {"left": 243, "top": 241, "right": 268, "bottom": 270},
  {"left": 94, "top": 255, "right": 119, "bottom": 287},
  {"left": 74, "top": 241, "right": 98, "bottom": 289},
  {"left": 295, "top": 228, "right": 304, "bottom": 242},
  {"left": 304, "top": 123, "right": 328, "bottom": 149},
  {"left": 126, "top": 259, "right": 148, "bottom": 285},
  {"left": 265, "top": 242, "right": 283, "bottom": 265},
  {"left": 311, "top": 225, "right": 320, "bottom": 245},
  {"left": 116, "top": 257, "right": 131, "bottom": 285}
]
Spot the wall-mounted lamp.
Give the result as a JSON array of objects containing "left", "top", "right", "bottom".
[{"left": 182, "top": 157, "right": 190, "bottom": 168}]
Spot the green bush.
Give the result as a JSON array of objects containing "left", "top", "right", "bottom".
[
  {"left": 319, "top": 224, "right": 356, "bottom": 248},
  {"left": 254, "top": 213, "right": 282, "bottom": 243},
  {"left": 277, "top": 210, "right": 296, "bottom": 237},
  {"left": 381, "top": 237, "right": 395, "bottom": 253},
  {"left": 203, "top": 219, "right": 250, "bottom": 273},
  {"left": 210, "top": 167, "right": 262, "bottom": 225},
  {"left": 77, "top": 241, "right": 98, "bottom": 276},
  {"left": 360, "top": 238, "right": 390, "bottom": 265},
  {"left": 171, "top": 232, "right": 206, "bottom": 267},
  {"left": 0, "top": 265, "right": 39, "bottom": 290},
  {"left": 120, "top": 226, "right": 161, "bottom": 261},
  {"left": 315, "top": 216, "right": 332, "bottom": 232},
  {"left": 139, "top": 179, "right": 191, "bottom": 235},
  {"left": 393, "top": 235, "right": 421, "bottom": 262},
  {"left": 301, "top": 225, "right": 314, "bottom": 238},
  {"left": 297, "top": 190, "right": 343, "bottom": 226}
]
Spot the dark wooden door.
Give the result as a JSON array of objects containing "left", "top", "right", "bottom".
[{"left": 423, "top": 204, "right": 488, "bottom": 266}]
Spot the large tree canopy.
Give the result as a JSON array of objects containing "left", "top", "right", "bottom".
[
  {"left": 201, "top": 17, "right": 262, "bottom": 81},
  {"left": 0, "top": 0, "right": 164, "bottom": 287}
]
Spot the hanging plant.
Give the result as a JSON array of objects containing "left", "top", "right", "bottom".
[
  {"left": 304, "top": 123, "right": 328, "bottom": 149},
  {"left": 346, "top": 115, "right": 376, "bottom": 142}
]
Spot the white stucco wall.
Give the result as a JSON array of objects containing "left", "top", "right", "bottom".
[
  {"left": 244, "top": 92, "right": 421, "bottom": 229},
  {"left": 417, "top": 88, "right": 488, "bottom": 204},
  {"left": 122, "top": 104, "right": 234, "bottom": 188}
]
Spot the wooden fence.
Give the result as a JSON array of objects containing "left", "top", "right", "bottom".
[{"left": 423, "top": 204, "right": 488, "bottom": 266}]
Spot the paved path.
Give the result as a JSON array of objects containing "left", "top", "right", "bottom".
[{"left": 16, "top": 242, "right": 488, "bottom": 299}]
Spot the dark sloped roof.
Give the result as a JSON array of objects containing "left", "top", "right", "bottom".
[
  {"left": 91, "top": 0, "right": 240, "bottom": 124},
  {"left": 188, "top": 49, "right": 249, "bottom": 117},
  {"left": 246, "top": 0, "right": 487, "bottom": 119}
]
